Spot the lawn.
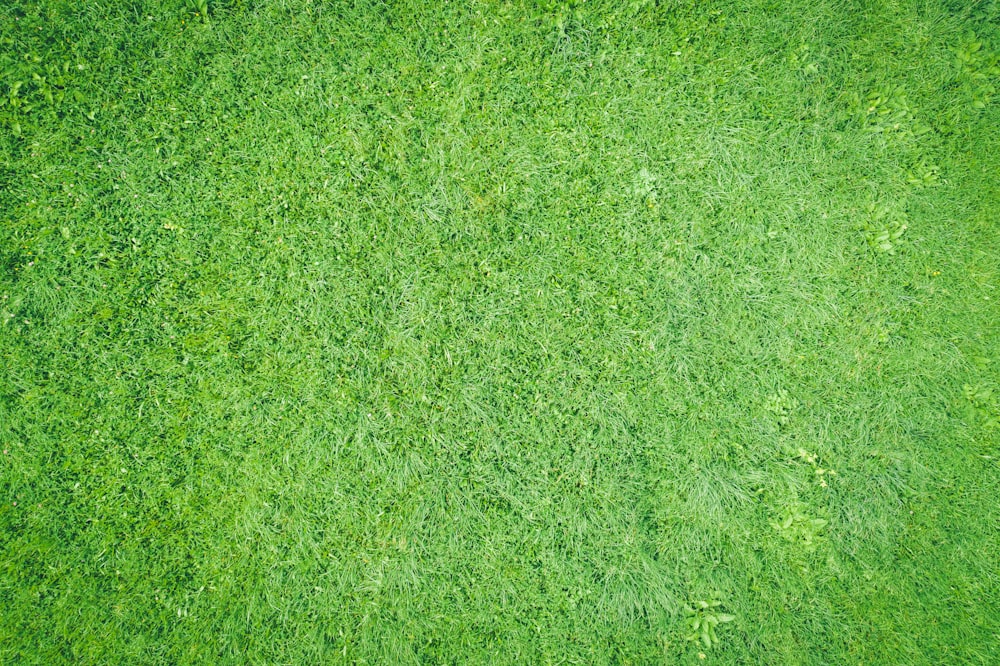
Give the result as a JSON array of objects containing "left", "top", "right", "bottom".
[{"left": 2, "top": 0, "right": 999, "bottom": 663}]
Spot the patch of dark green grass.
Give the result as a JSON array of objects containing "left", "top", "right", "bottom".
[{"left": 2, "top": 0, "right": 999, "bottom": 663}]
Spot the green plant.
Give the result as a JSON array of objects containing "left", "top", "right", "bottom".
[
  {"left": 963, "top": 384, "right": 999, "bottom": 428},
  {"left": 793, "top": 448, "right": 837, "bottom": 488},
  {"left": 771, "top": 507, "right": 828, "bottom": 551},
  {"left": 863, "top": 203, "right": 908, "bottom": 255},
  {"left": 862, "top": 87, "right": 932, "bottom": 140},
  {"left": 764, "top": 389, "right": 798, "bottom": 426},
  {"left": 955, "top": 34, "right": 999, "bottom": 110},
  {"left": 906, "top": 160, "right": 940, "bottom": 188},
  {"left": 684, "top": 599, "right": 736, "bottom": 649},
  {"left": 184, "top": 0, "right": 209, "bottom": 21}
]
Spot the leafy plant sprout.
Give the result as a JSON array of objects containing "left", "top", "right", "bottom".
[{"left": 684, "top": 599, "right": 736, "bottom": 649}]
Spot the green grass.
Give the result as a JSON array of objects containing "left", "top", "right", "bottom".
[{"left": 2, "top": 0, "right": 999, "bottom": 662}]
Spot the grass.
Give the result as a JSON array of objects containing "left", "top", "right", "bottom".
[{"left": 1, "top": 0, "right": 999, "bottom": 662}]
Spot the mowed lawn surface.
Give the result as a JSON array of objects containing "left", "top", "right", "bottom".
[{"left": 2, "top": 0, "right": 999, "bottom": 663}]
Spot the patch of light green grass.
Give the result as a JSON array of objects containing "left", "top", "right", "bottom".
[{"left": 2, "top": 0, "right": 999, "bottom": 663}]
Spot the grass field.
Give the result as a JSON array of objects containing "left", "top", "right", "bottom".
[{"left": 2, "top": 0, "right": 999, "bottom": 663}]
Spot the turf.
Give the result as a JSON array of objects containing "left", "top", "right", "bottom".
[{"left": 2, "top": 0, "right": 999, "bottom": 663}]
